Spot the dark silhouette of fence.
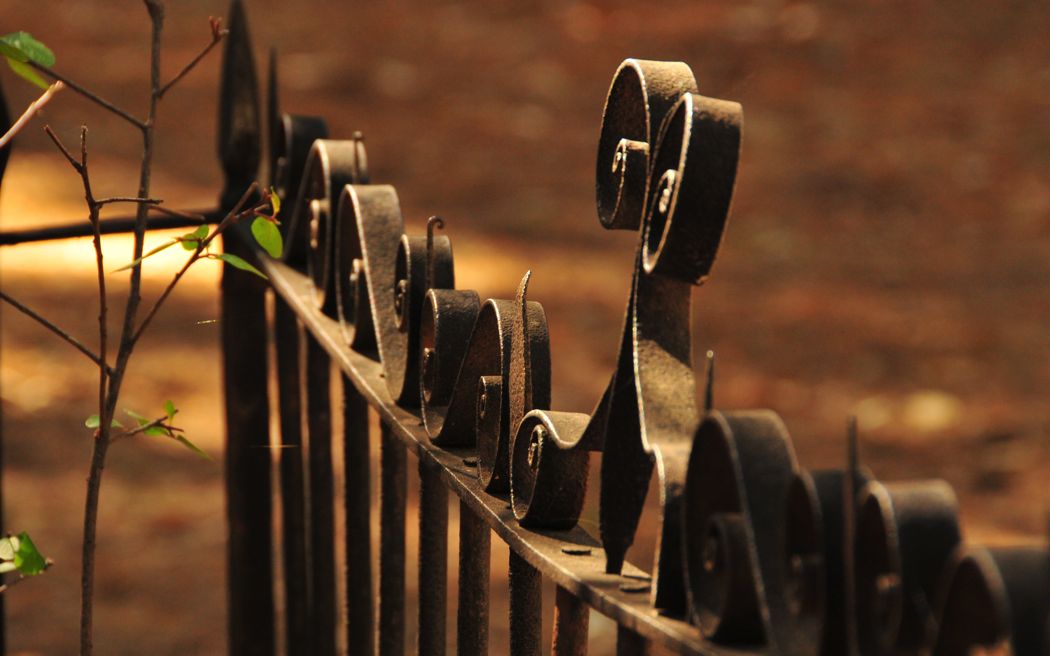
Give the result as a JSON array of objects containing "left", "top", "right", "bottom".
[{"left": 1, "top": 2, "right": 1047, "bottom": 655}]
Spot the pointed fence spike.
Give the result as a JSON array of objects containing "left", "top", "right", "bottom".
[
  {"left": 703, "top": 349, "right": 715, "bottom": 412},
  {"left": 217, "top": 0, "right": 261, "bottom": 205}
]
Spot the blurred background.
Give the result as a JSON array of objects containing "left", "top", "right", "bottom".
[{"left": 1, "top": 0, "right": 1048, "bottom": 653}]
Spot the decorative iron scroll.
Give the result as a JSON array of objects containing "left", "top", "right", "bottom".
[{"left": 263, "top": 50, "right": 1050, "bottom": 654}]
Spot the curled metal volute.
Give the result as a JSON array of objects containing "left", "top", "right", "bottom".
[
  {"left": 931, "top": 546, "right": 1050, "bottom": 656},
  {"left": 599, "top": 251, "right": 696, "bottom": 611},
  {"left": 475, "top": 375, "right": 506, "bottom": 489},
  {"left": 283, "top": 140, "right": 363, "bottom": 271},
  {"left": 217, "top": 0, "right": 261, "bottom": 208},
  {"left": 642, "top": 93, "right": 742, "bottom": 284},
  {"left": 332, "top": 184, "right": 403, "bottom": 356},
  {"left": 269, "top": 113, "right": 329, "bottom": 223},
  {"left": 426, "top": 216, "right": 445, "bottom": 292},
  {"left": 510, "top": 411, "right": 589, "bottom": 529},
  {"left": 682, "top": 410, "right": 799, "bottom": 649},
  {"left": 854, "top": 479, "right": 962, "bottom": 655},
  {"left": 784, "top": 468, "right": 863, "bottom": 655},
  {"left": 419, "top": 288, "right": 481, "bottom": 437},
  {"left": 350, "top": 131, "right": 369, "bottom": 182},
  {"left": 596, "top": 59, "right": 697, "bottom": 230},
  {"left": 782, "top": 471, "right": 825, "bottom": 654},
  {"left": 307, "top": 198, "right": 332, "bottom": 312}
]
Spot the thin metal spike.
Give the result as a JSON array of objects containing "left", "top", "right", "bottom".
[
  {"left": 266, "top": 47, "right": 278, "bottom": 154},
  {"left": 0, "top": 76, "right": 12, "bottom": 190},
  {"left": 847, "top": 414, "right": 859, "bottom": 477},
  {"left": 703, "top": 349, "right": 715, "bottom": 412},
  {"left": 217, "top": 0, "right": 261, "bottom": 205},
  {"left": 425, "top": 216, "right": 444, "bottom": 291}
]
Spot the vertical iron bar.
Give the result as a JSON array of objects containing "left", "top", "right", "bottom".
[
  {"left": 342, "top": 376, "right": 373, "bottom": 652},
  {"left": 379, "top": 423, "right": 407, "bottom": 656},
  {"left": 222, "top": 230, "right": 274, "bottom": 656},
  {"left": 305, "top": 333, "right": 335, "bottom": 655},
  {"left": 218, "top": 1, "right": 268, "bottom": 653},
  {"left": 552, "top": 586, "right": 588, "bottom": 656},
  {"left": 275, "top": 299, "right": 308, "bottom": 655},
  {"left": 457, "top": 502, "right": 490, "bottom": 656},
  {"left": 509, "top": 551, "right": 542, "bottom": 656},
  {"left": 615, "top": 627, "right": 649, "bottom": 656},
  {"left": 418, "top": 458, "right": 448, "bottom": 655}
]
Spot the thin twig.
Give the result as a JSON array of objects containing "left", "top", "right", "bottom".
[
  {"left": 81, "top": 4, "right": 164, "bottom": 652},
  {"left": 0, "top": 82, "right": 65, "bottom": 150},
  {"left": 28, "top": 62, "right": 145, "bottom": 131},
  {"left": 0, "top": 291, "right": 112, "bottom": 373},
  {"left": 157, "top": 17, "right": 227, "bottom": 99},
  {"left": 147, "top": 205, "right": 209, "bottom": 223},
  {"left": 95, "top": 197, "right": 161, "bottom": 207},
  {"left": 132, "top": 183, "right": 260, "bottom": 344},
  {"left": 0, "top": 562, "right": 53, "bottom": 594},
  {"left": 43, "top": 124, "right": 82, "bottom": 171}
]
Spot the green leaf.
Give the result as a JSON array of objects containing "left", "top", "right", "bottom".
[
  {"left": 179, "top": 225, "right": 209, "bottom": 251},
  {"left": 0, "top": 32, "right": 56, "bottom": 66},
  {"left": 213, "top": 253, "right": 267, "bottom": 279},
  {"left": 143, "top": 426, "right": 168, "bottom": 437},
  {"left": 115, "top": 239, "right": 178, "bottom": 272},
  {"left": 12, "top": 532, "right": 47, "bottom": 576},
  {"left": 269, "top": 187, "right": 281, "bottom": 217},
  {"left": 164, "top": 400, "right": 177, "bottom": 422},
  {"left": 6, "top": 59, "right": 48, "bottom": 90},
  {"left": 85, "top": 415, "right": 124, "bottom": 429},
  {"left": 251, "top": 216, "right": 282, "bottom": 259},
  {"left": 124, "top": 409, "right": 150, "bottom": 426},
  {"left": 175, "top": 435, "right": 212, "bottom": 461}
]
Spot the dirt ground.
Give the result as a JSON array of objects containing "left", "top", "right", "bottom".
[{"left": 0, "top": 0, "right": 1048, "bottom": 654}]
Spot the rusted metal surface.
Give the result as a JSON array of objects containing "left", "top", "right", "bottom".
[
  {"left": 378, "top": 423, "right": 407, "bottom": 656},
  {"left": 342, "top": 377, "right": 373, "bottom": 653},
  {"left": 553, "top": 586, "right": 589, "bottom": 656},
  {"left": 509, "top": 550, "right": 543, "bottom": 656},
  {"left": 304, "top": 334, "right": 336, "bottom": 655},
  {"left": 457, "top": 501, "right": 490, "bottom": 656},
  {"left": 418, "top": 457, "right": 449, "bottom": 655},
  {"left": 216, "top": 4, "right": 274, "bottom": 656}
]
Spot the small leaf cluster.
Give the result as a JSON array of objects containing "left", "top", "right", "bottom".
[
  {"left": 0, "top": 32, "right": 54, "bottom": 90},
  {"left": 0, "top": 532, "right": 49, "bottom": 577},
  {"left": 116, "top": 186, "right": 282, "bottom": 279},
  {"left": 86, "top": 401, "right": 211, "bottom": 460}
]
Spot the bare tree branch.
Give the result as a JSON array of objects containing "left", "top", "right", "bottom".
[
  {"left": 28, "top": 62, "right": 145, "bottom": 130},
  {"left": 157, "top": 17, "right": 227, "bottom": 99},
  {"left": 0, "top": 82, "right": 65, "bottom": 150},
  {"left": 0, "top": 291, "right": 112, "bottom": 373}
]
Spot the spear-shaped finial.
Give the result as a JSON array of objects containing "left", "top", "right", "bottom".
[{"left": 217, "top": 0, "right": 260, "bottom": 208}]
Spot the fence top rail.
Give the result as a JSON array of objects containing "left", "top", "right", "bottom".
[{"left": 262, "top": 252, "right": 754, "bottom": 656}]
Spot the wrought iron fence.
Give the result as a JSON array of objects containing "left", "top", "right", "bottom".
[{"left": 1, "top": 1, "right": 1048, "bottom": 655}]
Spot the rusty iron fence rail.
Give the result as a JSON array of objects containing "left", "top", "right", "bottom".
[{"left": 1, "top": 2, "right": 1049, "bottom": 655}]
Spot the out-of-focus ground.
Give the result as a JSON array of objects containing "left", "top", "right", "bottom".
[{"left": 0, "top": 1, "right": 1048, "bottom": 654}]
